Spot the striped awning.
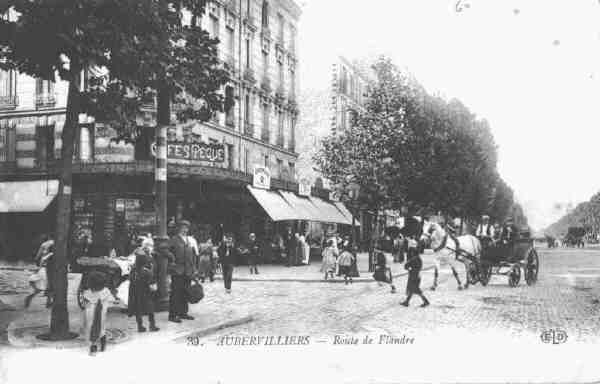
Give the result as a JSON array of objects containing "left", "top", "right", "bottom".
[{"left": 246, "top": 185, "right": 297, "bottom": 222}]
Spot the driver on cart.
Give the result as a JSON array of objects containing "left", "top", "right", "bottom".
[{"left": 475, "top": 215, "right": 494, "bottom": 249}]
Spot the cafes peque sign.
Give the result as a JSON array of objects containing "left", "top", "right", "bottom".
[{"left": 151, "top": 141, "right": 226, "bottom": 163}]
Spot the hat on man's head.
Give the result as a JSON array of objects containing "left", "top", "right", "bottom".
[
  {"left": 177, "top": 220, "right": 191, "bottom": 229},
  {"left": 482, "top": 215, "right": 490, "bottom": 219}
]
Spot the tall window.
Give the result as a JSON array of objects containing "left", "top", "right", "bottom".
[
  {"left": 227, "top": 29, "right": 235, "bottom": 60},
  {"left": 245, "top": 38, "right": 251, "bottom": 69},
  {"left": 225, "top": 86, "right": 235, "bottom": 128},
  {"left": 289, "top": 117, "right": 296, "bottom": 151},
  {"left": 288, "top": 162, "right": 295, "bottom": 180},
  {"left": 211, "top": 16, "right": 219, "bottom": 40},
  {"left": 289, "top": 26, "right": 296, "bottom": 54},
  {"left": 276, "top": 158, "right": 283, "bottom": 178},
  {"left": 261, "top": 1, "right": 269, "bottom": 28},
  {"left": 246, "top": 0, "right": 251, "bottom": 16},
  {"left": 36, "top": 123, "right": 55, "bottom": 167},
  {"left": 289, "top": 68, "right": 295, "bottom": 99},
  {"left": 277, "top": 13, "right": 284, "bottom": 42},
  {"left": 244, "top": 94, "right": 253, "bottom": 135},
  {"left": 278, "top": 62, "right": 284, "bottom": 89},
  {"left": 262, "top": 51, "right": 269, "bottom": 79},
  {"left": 277, "top": 110, "right": 284, "bottom": 146},
  {"left": 0, "top": 120, "right": 16, "bottom": 162},
  {"left": 261, "top": 103, "right": 269, "bottom": 142},
  {"left": 0, "top": 70, "right": 17, "bottom": 108},
  {"left": 35, "top": 78, "right": 55, "bottom": 108}
]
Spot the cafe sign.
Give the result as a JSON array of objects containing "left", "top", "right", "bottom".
[
  {"left": 253, "top": 166, "right": 271, "bottom": 190},
  {"left": 298, "top": 178, "right": 312, "bottom": 197},
  {"left": 151, "top": 141, "right": 226, "bottom": 163}
]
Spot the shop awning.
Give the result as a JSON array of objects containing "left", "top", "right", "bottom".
[
  {"left": 0, "top": 180, "right": 59, "bottom": 213},
  {"left": 278, "top": 191, "right": 322, "bottom": 222},
  {"left": 246, "top": 185, "right": 298, "bottom": 222},
  {"left": 308, "top": 196, "right": 356, "bottom": 226},
  {"left": 333, "top": 201, "right": 361, "bottom": 226}
]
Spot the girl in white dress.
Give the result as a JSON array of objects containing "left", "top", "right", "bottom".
[{"left": 80, "top": 271, "right": 112, "bottom": 355}]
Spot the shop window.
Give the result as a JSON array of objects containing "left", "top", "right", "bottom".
[
  {"left": 35, "top": 123, "right": 55, "bottom": 167},
  {"left": 0, "top": 120, "right": 16, "bottom": 162}
]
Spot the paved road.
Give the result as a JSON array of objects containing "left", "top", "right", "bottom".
[{"left": 2, "top": 247, "right": 600, "bottom": 383}]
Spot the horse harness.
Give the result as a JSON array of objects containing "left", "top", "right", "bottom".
[{"left": 434, "top": 233, "right": 477, "bottom": 263}]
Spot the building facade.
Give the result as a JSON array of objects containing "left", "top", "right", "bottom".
[{"left": 0, "top": 1, "right": 355, "bottom": 262}]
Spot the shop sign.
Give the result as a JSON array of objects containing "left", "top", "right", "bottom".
[
  {"left": 151, "top": 141, "right": 225, "bottom": 163},
  {"left": 298, "top": 178, "right": 312, "bottom": 197},
  {"left": 253, "top": 166, "right": 271, "bottom": 190},
  {"left": 115, "top": 199, "right": 125, "bottom": 212}
]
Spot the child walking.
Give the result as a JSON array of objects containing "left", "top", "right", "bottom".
[
  {"left": 25, "top": 245, "right": 54, "bottom": 308},
  {"left": 337, "top": 245, "right": 355, "bottom": 284},
  {"left": 128, "top": 249, "right": 159, "bottom": 333},
  {"left": 373, "top": 248, "right": 396, "bottom": 294},
  {"left": 320, "top": 240, "right": 338, "bottom": 280},
  {"left": 401, "top": 238, "right": 430, "bottom": 307},
  {"left": 81, "top": 271, "right": 112, "bottom": 355}
]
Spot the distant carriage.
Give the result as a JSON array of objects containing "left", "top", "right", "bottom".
[
  {"left": 563, "top": 227, "right": 585, "bottom": 248},
  {"left": 477, "top": 230, "right": 539, "bottom": 287}
]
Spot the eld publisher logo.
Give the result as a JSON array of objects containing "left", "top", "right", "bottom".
[{"left": 540, "top": 329, "right": 568, "bottom": 344}]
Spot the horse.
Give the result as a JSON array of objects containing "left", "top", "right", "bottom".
[{"left": 420, "top": 221, "right": 482, "bottom": 291}]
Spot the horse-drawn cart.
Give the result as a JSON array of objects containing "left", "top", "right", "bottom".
[{"left": 477, "top": 233, "right": 539, "bottom": 287}]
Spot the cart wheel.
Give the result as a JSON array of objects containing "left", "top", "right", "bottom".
[
  {"left": 508, "top": 265, "right": 521, "bottom": 287},
  {"left": 525, "top": 249, "right": 539, "bottom": 286},
  {"left": 480, "top": 263, "right": 492, "bottom": 286},
  {"left": 77, "top": 280, "right": 85, "bottom": 309}
]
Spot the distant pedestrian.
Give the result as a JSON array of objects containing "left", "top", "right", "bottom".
[
  {"left": 284, "top": 228, "right": 295, "bottom": 267},
  {"left": 401, "top": 238, "right": 429, "bottom": 307},
  {"left": 218, "top": 234, "right": 239, "bottom": 293},
  {"left": 299, "top": 233, "right": 310, "bottom": 265},
  {"left": 337, "top": 246, "right": 355, "bottom": 284},
  {"left": 246, "top": 233, "right": 260, "bottom": 274},
  {"left": 373, "top": 247, "right": 396, "bottom": 294},
  {"left": 168, "top": 220, "right": 198, "bottom": 323},
  {"left": 128, "top": 249, "right": 159, "bottom": 333},
  {"left": 198, "top": 238, "right": 215, "bottom": 283},
  {"left": 320, "top": 240, "right": 338, "bottom": 280},
  {"left": 80, "top": 271, "right": 112, "bottom": 356}
]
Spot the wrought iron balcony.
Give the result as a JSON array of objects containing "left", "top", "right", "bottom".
[{"left": 35, "top": 94, "right": 57, "bottom": 109}]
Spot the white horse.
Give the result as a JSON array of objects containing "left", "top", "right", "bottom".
[{"left": 420, "top": 221, "right": 482, "bottom": 291}]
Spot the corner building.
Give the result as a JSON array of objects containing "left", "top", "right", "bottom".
[{"left": 0, "top": 1, "right": 354, "bottom": 262}]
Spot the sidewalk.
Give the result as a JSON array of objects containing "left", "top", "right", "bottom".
[{"left": 3, "top": 272, "right": 253, "bottom": 350}]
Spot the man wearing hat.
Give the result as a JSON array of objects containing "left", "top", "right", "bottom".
[
  {"left": 475, "top": 215, "right": 494, "bottom": 249},
  {"left": 167, "top": 220, "right": 198, "bottom": 323}
]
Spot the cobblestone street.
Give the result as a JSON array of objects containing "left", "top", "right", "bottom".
[{"left": 2, "top": 247, "right": 600, "bottom": 383}]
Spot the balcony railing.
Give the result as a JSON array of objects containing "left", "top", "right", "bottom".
[
  {"left": 35, "top": 94, "right": 57, "bottom": 109},
  {"left": 0, "top": 95, "right": 18, "bottom": 110}
]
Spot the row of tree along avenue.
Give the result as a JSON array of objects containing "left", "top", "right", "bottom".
[
  {"left": 545, "top": 193, "right": 600, "bottom": 238},
  {"left": 0, "top": 1, "right": 228, "bottom": 340},
  {"left": 315, "top": 57, "right": 529, "bottom": 242}
]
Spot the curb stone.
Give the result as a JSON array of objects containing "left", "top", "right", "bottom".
[{"left": 172, "top": 315, "right": 255, "bottom": 343}]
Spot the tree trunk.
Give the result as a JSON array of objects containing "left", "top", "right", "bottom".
[
  {"left": 41, "top": 71, "right": 81, "bottom": 341},
  {"left": 369, "top": 208, "right": 379, "bottom": 272},
  {"left": 154, "top": 84, "right": 170, "bottom": 311}
]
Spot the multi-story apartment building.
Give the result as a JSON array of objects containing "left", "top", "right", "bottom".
[{"left": 0, "top": 1, "right": 354, "bottom": 262}]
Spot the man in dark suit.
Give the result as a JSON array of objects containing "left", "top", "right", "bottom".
[
  {"left": 218, "top": 234, "right": 238, "bottom": 293},
  {"left": 168, "top": 220, "right": 198, "bottom": 323}
]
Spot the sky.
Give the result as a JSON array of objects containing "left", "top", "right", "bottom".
[{"left": 297, "top": 0, "right": 600, "bottom": 231}]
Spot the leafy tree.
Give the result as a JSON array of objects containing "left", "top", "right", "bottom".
[{"left": 0, "top": 0, "right": 226, "bottom": 339}]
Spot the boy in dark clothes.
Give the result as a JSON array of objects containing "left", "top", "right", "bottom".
[{"left": 401, "top": 238, "right": 430, "bottom": 307}]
